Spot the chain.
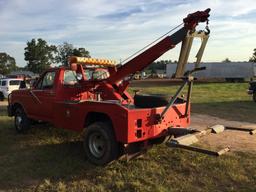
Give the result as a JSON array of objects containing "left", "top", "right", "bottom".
[{"left": 205, "top": 19, "right": 210, "bottom": 35}]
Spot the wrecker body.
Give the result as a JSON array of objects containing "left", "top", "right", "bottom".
[{"left": 8, "top": 9, "right": 211, "bottom": 165}]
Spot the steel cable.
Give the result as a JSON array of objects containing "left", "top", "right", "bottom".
[{"left": 119, "top": 23, "right": 184, "bottom": 65}]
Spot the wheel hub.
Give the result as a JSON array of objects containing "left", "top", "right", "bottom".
[
  {"left": 15, "top": 116, "right": 22, "bottom": 130},
  {"left": 88, "top": 132, "right": 106, "bottom": 158}
]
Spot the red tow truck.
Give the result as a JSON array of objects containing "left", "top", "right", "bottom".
[{"left": 8, "top": 9, "right": 211, "bottom": 165}]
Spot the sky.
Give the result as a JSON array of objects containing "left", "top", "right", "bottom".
[{"left": 0, "top": 0, "right": 256, "bottom": 67}]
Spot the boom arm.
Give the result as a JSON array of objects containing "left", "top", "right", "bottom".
[{"left": 107, "top": 8, "right": 210, "bottom": 84}]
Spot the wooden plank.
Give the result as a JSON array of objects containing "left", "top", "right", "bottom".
[
  {"left": 167, "top": 142, "right": 230, "bottom": 156},
  {"left": 171, "top": 134, "right": 199, "bottom": 145},
  {"left": 225, "top": 126, "right": 256, "bottom": 135}
]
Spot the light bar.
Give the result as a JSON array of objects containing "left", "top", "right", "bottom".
[{"left": 69, "top": 56, "right": 116, "bottom": 67}]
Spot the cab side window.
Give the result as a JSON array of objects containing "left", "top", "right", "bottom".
[
  {"left": 63, "top": 70, "right": 78, "bottom": 85},
  {"left": 36, "top": 72, "right": 56, "bottom": 89}
]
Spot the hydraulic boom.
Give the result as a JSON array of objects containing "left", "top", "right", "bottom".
[{"left": 107, "top": 8, "right": 210, "bottom": 84}]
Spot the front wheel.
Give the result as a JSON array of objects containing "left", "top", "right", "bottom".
[
  {"left": 14, "top": 107, "right": 30, "bottom": 133},
  {"left": 84, "top": 122, "right": 119, "bottom": 165}
]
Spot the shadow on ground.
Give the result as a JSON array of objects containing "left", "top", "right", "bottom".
[
  {"left": 0, "top": 133, "right": 98, "bottom": 190},
  {"left": 0, "top": 106, "right": 100, "bottom": 189}
]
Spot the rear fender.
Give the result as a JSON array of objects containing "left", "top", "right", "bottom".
[{"left": 84, "top": 112, "right": 118, "bottom": 141}]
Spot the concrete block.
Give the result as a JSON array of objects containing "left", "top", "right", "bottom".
[
  {"left": 210, "top": 124, "right": 225, "bottom": 134},
  {"left": 171, "top": 134, "right": 199, "bottom": 145}
]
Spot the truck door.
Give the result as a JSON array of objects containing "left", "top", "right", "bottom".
[{"left": 29, "top": 71, "right": 56, "bottom": 121}]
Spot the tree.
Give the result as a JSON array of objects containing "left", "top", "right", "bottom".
[
  {"left": 56, "top": 42, "right": 74, "bottom": 66},
  {"left": 222, "top": 58, "right": 231, "bottom": 63},
  {"left": 0, "top": 52, "right": 17, "bottom": 75},
  {"left": 145, "top": 59, "right": 172, "bottom": 73},
  {"left": 249, "top": 48, "right": 256, "bottom": 62},
  {"left": 73, "top": 47, "right": 90, "bottom": 57},
  {"left": 56, "top": 42, "right": 90, "bottom": 66},
  {"left": 24, "top": 38, "right": 57, "bottom": 73}
]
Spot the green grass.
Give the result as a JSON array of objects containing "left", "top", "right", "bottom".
[{"left": 0, "top": 82, "right": 256, "bottom": 191}]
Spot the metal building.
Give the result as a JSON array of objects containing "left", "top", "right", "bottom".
[{"left": 166, "top": 62, "right": 256, "bottom": 80}]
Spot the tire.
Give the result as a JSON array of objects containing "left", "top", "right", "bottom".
[
  {"left": 134, "top": 94, "right": 169, "bottom": 108},
  {"left": 14, "top": 107, "right": 30, "bottom": 133},
  {"left": 84, "top": 122, "right": 119, "bottom": 165},
  {"left": 253, "top": 92, "right": 256, "bottom": 102}
]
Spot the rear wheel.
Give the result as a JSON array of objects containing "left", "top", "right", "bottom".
[
  {"left": 14, "top": 107, "right": 30, "bottom": 133},
  {"left": 84, "top": 122, "right": 119, "bottom": 165}
]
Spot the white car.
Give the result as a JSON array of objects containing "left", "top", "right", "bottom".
[{"left": 0, "top": 78, "right": 22, "bottom": 101}]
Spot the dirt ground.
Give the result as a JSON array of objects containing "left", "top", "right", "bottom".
[
  {"left": 1, "top": 100, "right": 255, "bottom": 153},
  {"left": 191, "top": 114, "right": 256, "bottom": 152},
  {"left": 0, "top": 101, "right": 7, "bottom": 106}
]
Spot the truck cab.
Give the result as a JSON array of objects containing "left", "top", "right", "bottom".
[{"left": 8, "top": 66, "right": 111, "bottom": 121}]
